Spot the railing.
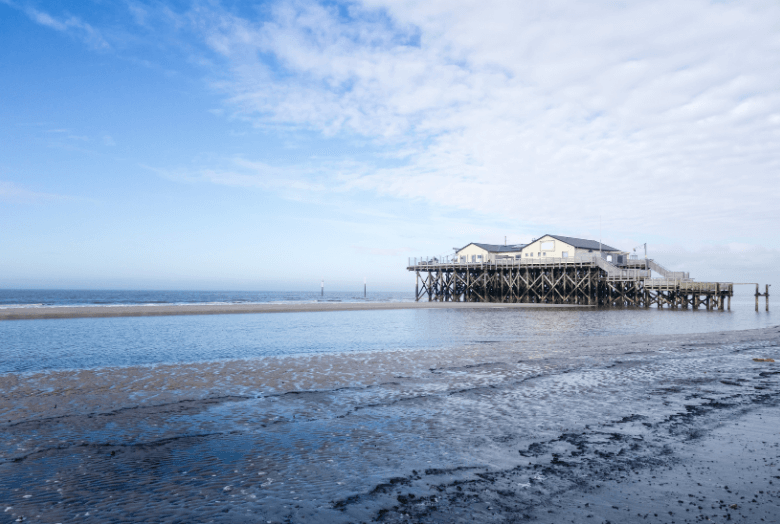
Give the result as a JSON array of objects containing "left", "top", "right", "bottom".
[
  {"left": 407, "top": 255, "right": 652, "bottom": 281},
  {"left": 603, "top": 269, "right": 652, "bottom": 280},
  {"left": 644, "top": 279, "right": 731, "bottom": 292},
  {"left": 647, "top": 259, "right": 690, "bottom": 280},
  {"left": 408, "top": 255, "right": 601, "bottom": 267},
  {"left": 405, "top": 256, "right": 738, "bottom": 294},
  {"left": 593, "top": 256, "right": 652, "bottom": 280}
]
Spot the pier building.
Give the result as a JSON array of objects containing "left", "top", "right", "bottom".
[{"left": 409, "top": 235, "right": 733, "bottom": 309}]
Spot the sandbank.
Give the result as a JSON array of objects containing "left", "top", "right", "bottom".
[{"left": 0, "top": 300, "right": 591, "bottom": 320}]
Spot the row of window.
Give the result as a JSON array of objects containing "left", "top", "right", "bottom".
[
  {"left": 460, "top": 251, "right": 571, "bottom": 262},
  {"left": 522, "top": 251, "right": 569, "bottom": 258}
]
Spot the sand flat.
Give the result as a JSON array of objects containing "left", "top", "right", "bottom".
[
  {"left": 1, "top": 326, "right": 779, "bottom": 522},
  {"left": 0, "top": 300, "right": 592, "bottom": 320}
]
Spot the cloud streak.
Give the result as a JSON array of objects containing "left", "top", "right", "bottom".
[
  {"left": 178, "top": 0, "right": 780, "bottom": 241},
  {"left": 0, "top": 181, "right": 70, "bottom": 203},
  {"left": 10, "top": 0, "right": 779, "bottom": 244},
  {"left": 19, "top": 3, "right": 110, "bottom": 49}
]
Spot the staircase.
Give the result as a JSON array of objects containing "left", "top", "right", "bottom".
[
  {"left": 646, "top": 259, "right": 690, "bottom": 281},
  {"left": 593, "top": 256, "right": 650, "bottom": 280}
]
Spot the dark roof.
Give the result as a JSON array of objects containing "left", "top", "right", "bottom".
[
  {"left": 544, "top": 234, "right": 620, "bottom": 252},
  {"left": 459, "top": 242, "right": 526, "bottom": 253}
]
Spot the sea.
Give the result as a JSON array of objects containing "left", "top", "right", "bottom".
[
  {"left": 1, "top": 289, "right": 778, "bottom": 523},
  {"left": 0, "top": 289, "right": 775, "bottom": 374}
]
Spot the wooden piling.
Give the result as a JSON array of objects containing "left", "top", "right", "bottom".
[
  {"left": 407, "top": 258, "right": 734, "bottom": 310},
  {"left": 756, "top": 284, "right": 760, "bottom": 312},
  {"left": 766, "top": 284, "right": 771, "bottom": 312}
]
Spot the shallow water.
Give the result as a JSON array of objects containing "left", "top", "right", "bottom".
[
  {"left": 1, "top": 327, "right": 779, "bottom": 523},
  {"left": 0, "top": 298, "right": 774, "bottom": 373},
  {"left": 0, "top": 291, "right": 778, "bottom": 523},
  {"left": 0, "top": 289, "right": 413, "bottom": 308}
]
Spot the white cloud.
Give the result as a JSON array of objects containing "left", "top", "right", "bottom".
[
  {"left": 649, "top": 242, "right": 780, "bottom": 289},
  {"left": 182, "top": 0, "right": 780, "bottom": 243},
  {"left": 351, "top": 245, "right": 411, "bottom": 257},
  {"left": 20, "top": 5, "right": 110, "bottom": 49},
  {"left": 0, "top": 181, "right": 68, "bottom": 203},
  {"left": 14, "top": 0, "right": 776, "bottom": 245},
  {"left": 143, "top": 158, "right": 330, "bottom": 193}
]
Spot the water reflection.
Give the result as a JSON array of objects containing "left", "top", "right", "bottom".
[
  {"left": 1, "top": 329, "right": 778, "bottom": 523},
  {"left": 0, "top": 302, "right": 774, "bottom": 374}
]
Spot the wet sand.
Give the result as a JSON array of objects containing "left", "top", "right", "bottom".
[
  {"left": 0, "top": 301, "right": 591, "bottom": 321},
  {"left": 1, "top": 325, "right": 779, "bottom": 523}
]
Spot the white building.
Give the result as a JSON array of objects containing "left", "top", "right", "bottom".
[
  {"left": 521, "top": 234, "right": 626, "bottom": 262},
  {"left": 455, "top": 242, "right": 526, "bottom": 263},
  {"left": 456, "top": 235, "right": 629, "bottom": 264}
]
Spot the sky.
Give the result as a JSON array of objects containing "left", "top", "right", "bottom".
[{"left": 1, "top": 0, "right": 778, "bottom": 291}]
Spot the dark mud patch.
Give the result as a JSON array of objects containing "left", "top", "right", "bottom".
[{"left": 361, "top": 389, "right": 780, "bottom": 523}]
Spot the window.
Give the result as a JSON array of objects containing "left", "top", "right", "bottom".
[
  {"left": 562, "top": 251, "right": 569, "bottom": 258},
  {"left": 541, "top": 240, "right": 555, "bottom": 251},
  {"left": 477, "top": 255, "right": 483, "bottom": 261},
  {"left": 606, "top": 255, "right": 613, "bottom": 262},
  {"left": 543, "top": 252, "right": 546, "bottom": 256}
]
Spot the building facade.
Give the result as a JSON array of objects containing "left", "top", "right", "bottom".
[
  {"left": 456, "top": 235, "right": 629, "bottom": 265},
  {"left": 455, "top": 243, "right": 526, "bottom": 263},
  {"left": 521, "top": 234, "right": 626, "bottom": 262}
]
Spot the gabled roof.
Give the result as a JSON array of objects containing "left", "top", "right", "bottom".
[
  {"left": 458, "top": 242, "right": 526, "bottom": 253},
  {"left": 541, "top": 234, "right": 620, "bottom": 252}
]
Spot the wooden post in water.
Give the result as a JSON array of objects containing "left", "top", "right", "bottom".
[
  {"left": 716, "top": 283, "right": 721, "bottom": 310},
  {"left": 756, "top": 284, "right": 760, "bottom": 312},
  {"left": 766, "top": 284, "right": 771, "bottom": 312}
]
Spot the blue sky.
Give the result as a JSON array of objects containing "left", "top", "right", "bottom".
[{"left": 1, "top": 0, "right": 779, "bottom": 291}]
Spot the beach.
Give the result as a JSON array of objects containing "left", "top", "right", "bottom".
[
  {"left": 2, "top": 322, "right": 779, "bottom": 523},
  {"left": 0, "top": 300, "right": 590, "bottom": 321}
]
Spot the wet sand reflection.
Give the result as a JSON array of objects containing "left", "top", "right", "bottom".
[{"left": 1, "top": 327, "right": 779, "bottom": 522}]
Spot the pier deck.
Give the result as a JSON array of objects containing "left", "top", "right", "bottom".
[{"left": 407, "top": 256, "right": 733, "bottom": 309}]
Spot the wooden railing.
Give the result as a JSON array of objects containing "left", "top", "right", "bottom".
[
  {"left": 643, "top": 279, "right": 732, "bottom": 292},
  {"left": 646, "top": 259, "right": 690, "bottom": 280},
  {"left": 407, "top": 256, "right": 713, "bottom": 286},
  {"left": 408, "top": 255, "right": 600, "bottom": 267}
]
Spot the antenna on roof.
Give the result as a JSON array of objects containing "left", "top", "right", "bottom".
[
  {"left": 599, "top": 216, "right": 602, "bottom": 259},
  {"left": 504, "top": 236, "right": 507, "bottom": 246}
]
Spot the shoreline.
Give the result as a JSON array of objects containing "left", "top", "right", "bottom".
[
  {"left": 1, "top": 326, "right": 779, "bottom": 522},
  {"left": 0, "top": 300, "right": 592, "bottom": 320}
]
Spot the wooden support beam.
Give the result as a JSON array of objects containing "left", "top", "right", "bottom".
[{"left": 408, "top": 261, "right": 733, "bottom": 312}]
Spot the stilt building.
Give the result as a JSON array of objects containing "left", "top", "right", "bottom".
[{"left": 408, "top": 234, "right": 733, "bottom": 310}]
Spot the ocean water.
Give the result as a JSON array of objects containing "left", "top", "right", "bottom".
[
  {"left": 0, "top": 289, "right": 413, "bottom": 308},
  {"left": 1, "top": 290, "right": 779, "bottom": 523},
  {"left": 0, "top": 289, "right": 774, "bottom": 374}
]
